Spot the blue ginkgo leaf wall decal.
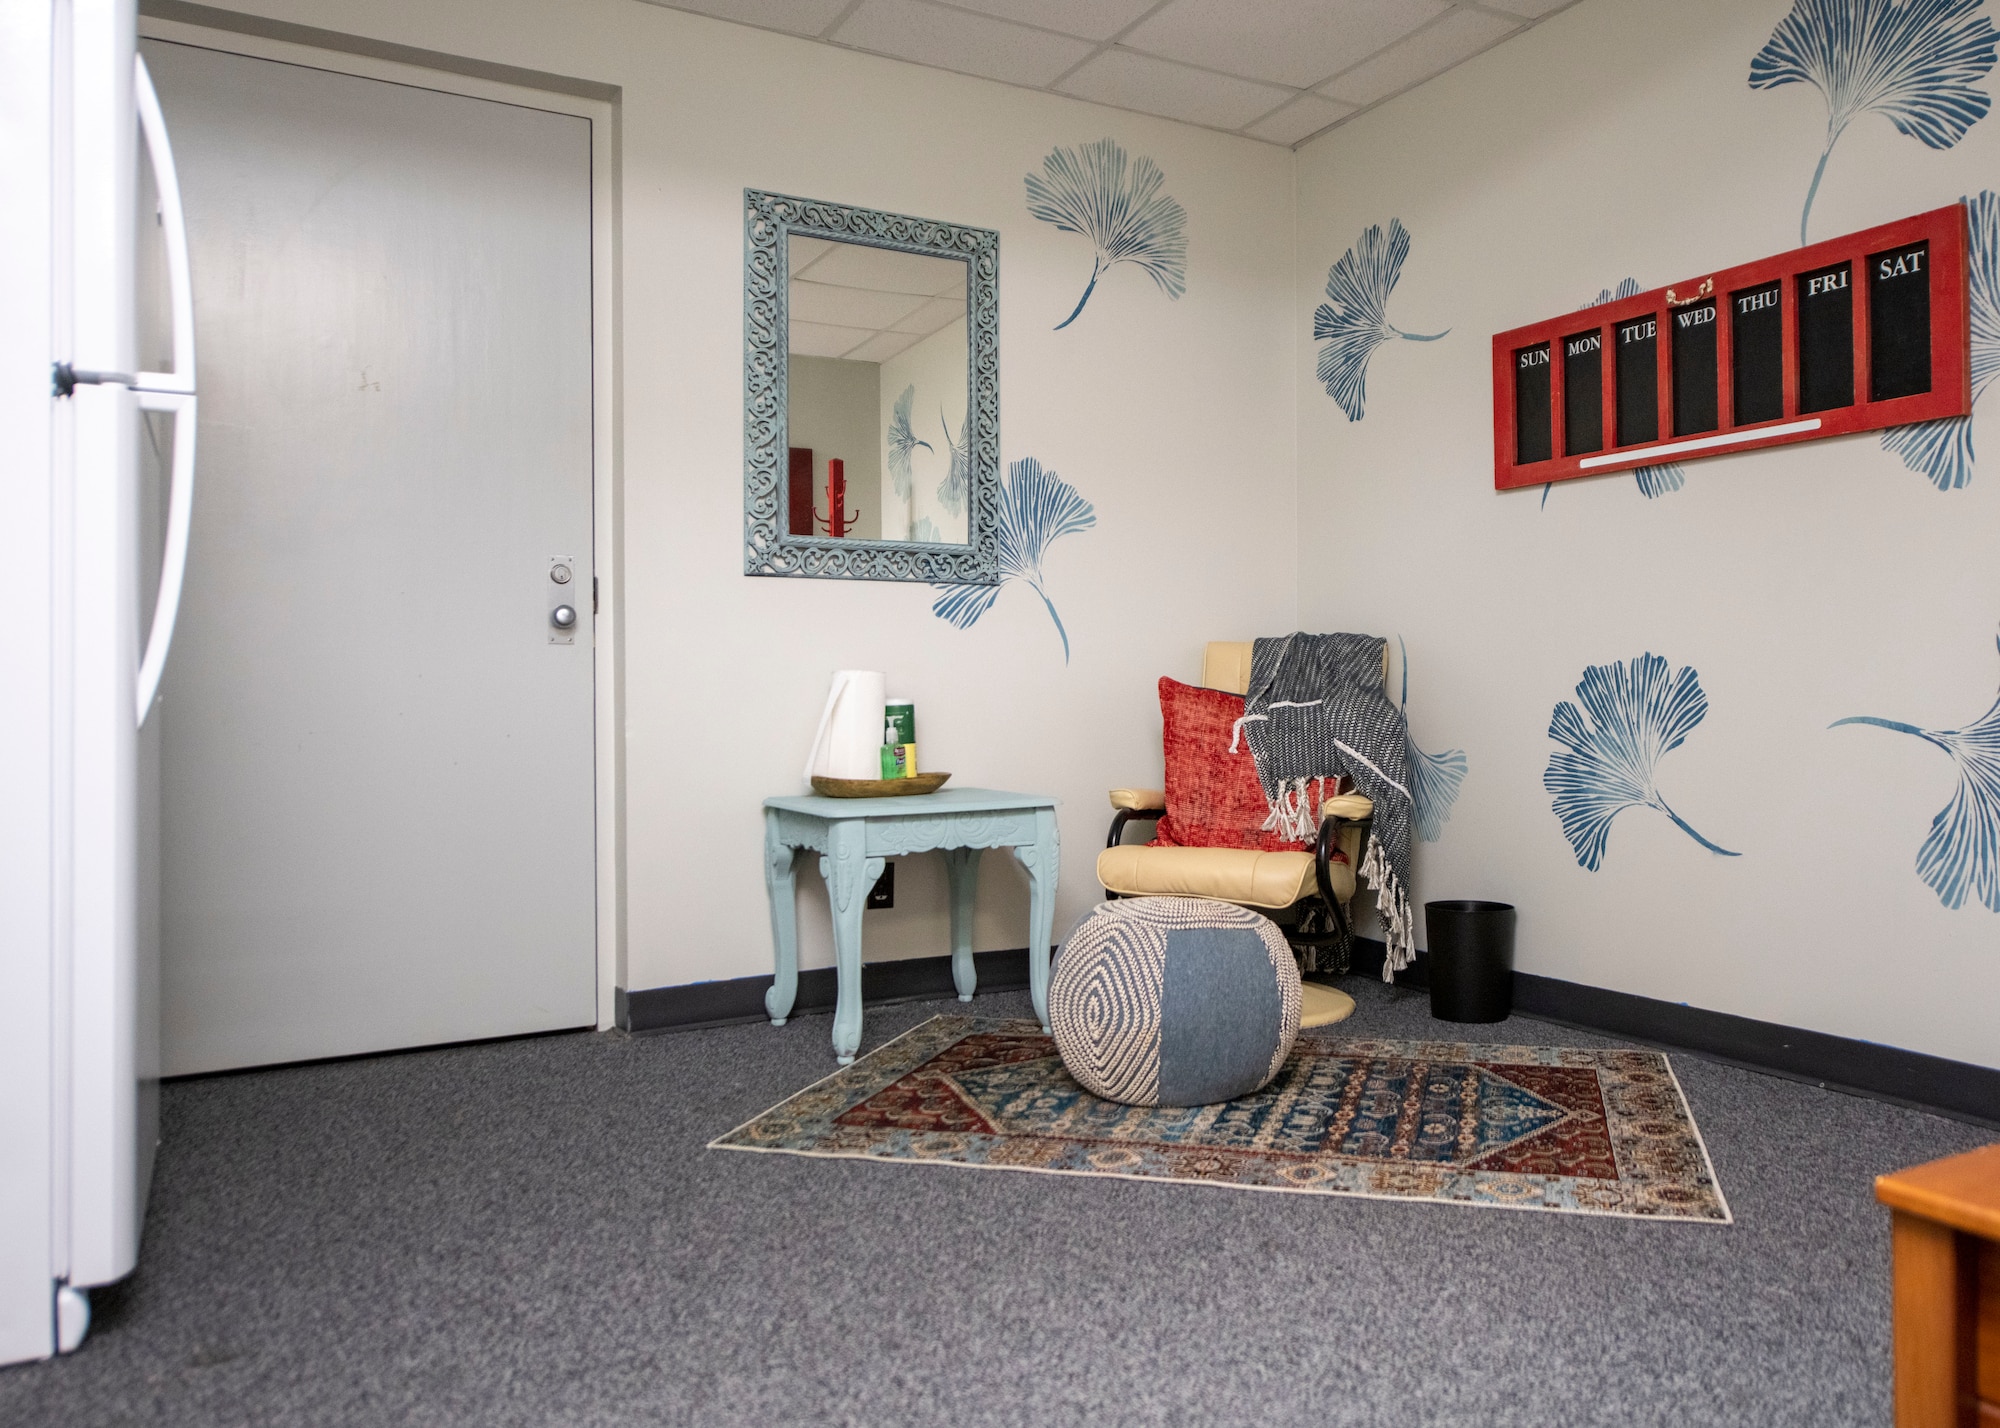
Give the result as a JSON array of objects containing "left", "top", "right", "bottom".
[
  {"left": 1830, "top": 630, "right": 2000, "bottom": 910},
  {"left": 1399, "top": 637, "right": 1467, "bottom": 842},
  {"left": 936, "top": 409, "right": 970, "bottom": 517},
  {"left": 1545, "top": 653, "right": 1741, "bottom": 870},
  {"left": 1025, "top": 139, "right": 1187, "bottom": 331},
  {"left": 1633, "top": 463, "right": 1688, "bottom": 498},
  {"left": 1882, "top": 189, "right": 2000, "bottom": 488},
  {"left": 1313, "top": 219, "right": 1448, "bottom": 421},
  {"left": 910, "top": 515, "right": 943, "bottom": 543},
  {"left": 886, "top": 384, "right": 930, "bottom": 501},
  {"left": 1750, "top": 0, "right": 1998, "bottom": 245},
  {"left": 931, "top": 457, "right": 1096, "bottom": 662},
  {"left": 1885, "top": 410, "right": 1979, "bottom": 487},
  {"left": 1542, "top": 279, "right": 1685, "bottom": 507}
]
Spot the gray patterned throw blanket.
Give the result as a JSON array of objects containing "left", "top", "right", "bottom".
[{"left": 1240, "top": 633, "right": 1415, "bottom": 979}]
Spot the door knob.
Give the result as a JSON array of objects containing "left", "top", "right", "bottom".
[{"left": 551, "top": 605, "right": 577, "bottom": 630}]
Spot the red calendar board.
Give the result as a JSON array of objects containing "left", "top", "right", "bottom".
[{"left": 1492, "top": 205, "right": 1971, "bottom": 490}]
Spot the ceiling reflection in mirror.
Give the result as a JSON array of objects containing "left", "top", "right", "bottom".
[{"left": 786, "top": 236, "right": 969, "bottom": 546}]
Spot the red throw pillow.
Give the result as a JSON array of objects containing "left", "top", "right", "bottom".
[{"left": 1152, "top": 677, "right": 1345, "bottom": 855}]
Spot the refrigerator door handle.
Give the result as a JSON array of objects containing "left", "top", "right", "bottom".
[
  {"left": 135, "top": 391, "right": 194, "bottom": 726},
  {"left": 132, "top": 52, "right": 196, "bottom": 726},
  {"left": 132, "top": 54, "right": 193, "bottom": 396}
]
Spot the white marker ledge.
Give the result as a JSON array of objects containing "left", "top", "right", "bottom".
[{"left": 1578, "top": 418, "right": 1823, "bottom": 469}]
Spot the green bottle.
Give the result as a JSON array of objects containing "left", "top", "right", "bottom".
[{"left": 880, "top": 701, "right": 917, "bottom": 779}]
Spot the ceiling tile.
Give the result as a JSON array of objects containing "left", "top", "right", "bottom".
[
  {"left": 789, "top": 281, "right": 930, "bottom": 329},
  {"left": 646, "top": 0, "right": 852, "bottom": 39},
  {"left": 943, "top": 0, "right": 1160, "bottom": 42},
  {"left": 805, "top": 242, "right": 970, "bottom": 297},
  {"left": 789, "top": 320, "right": 877, "bottom": 358},
  {"left": 1242, "top": 93, "right": 1356, "bottom": 146},
  {"left": 846, "top": 329, "right": 925, "bottom": 362},
  {"left": 1320, "top": 8, "right": 1520, "bottom": 106},
  {"left": 1122, "top": 0, "right": 1451, "bottom": 89},
  {"left": 1056, "top": 48, "right": 1295, "bottom": 131},
  {"left": 832, "top": 0, "right": 1095, "bottom": 88},
  {"left": 891, "top": 296, "right": 970, "bottom": 334}
]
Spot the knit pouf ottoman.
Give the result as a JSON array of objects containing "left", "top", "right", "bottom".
[{"left": 1049, "top": 897, "right": 1301, "bottom": 1107}]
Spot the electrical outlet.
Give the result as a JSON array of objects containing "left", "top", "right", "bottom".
[{"left": 866, "top": 862, "right": 894, "bottom": 910}]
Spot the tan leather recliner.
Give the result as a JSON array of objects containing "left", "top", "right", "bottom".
[{"left": 1097, "top": 642, "right": 1379, "bottom": 1024}]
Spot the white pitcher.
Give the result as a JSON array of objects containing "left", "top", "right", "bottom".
[{"left": 804, "top": 670, "right": 887, "bottom": 785}]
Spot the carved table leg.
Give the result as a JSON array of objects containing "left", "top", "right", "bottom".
[
  {"left": 822, "top": 818, "right": 882, "bottom": 1065},
  {"left": 942, "top": 846, "right": 982, "bottom": 1001},
  {"left": 1014, "top": 808, "right": 1060, "bottom": 1033},
  {"left": 763, "top": 810, "right": 800, "bottom": 1025}
]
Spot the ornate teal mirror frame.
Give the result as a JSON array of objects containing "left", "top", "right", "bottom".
[{"left": 743, "top": 189, "right": 1000, "bottom": 582}]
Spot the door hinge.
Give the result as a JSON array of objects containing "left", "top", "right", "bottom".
[
  {"left": 592, "top": 577, "right": 598, "bottom": 614},
  {"left": 52, "top": 363, "right": 136, "bottom": 398}
]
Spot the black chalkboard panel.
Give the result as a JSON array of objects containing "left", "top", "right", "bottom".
[
  {"left": 1731, "top": 282, "right": 1783, "bottom": 424},
  {"left": 1798, "top": 261, "right": 1854, "bottom": 412},
  {"left": 1615, "top": 314, "right": 1658, "bottom": 446},
  {"left": 1514, "top": 342, "right": 1551, "bottom": 464},
  {"left": 1869, "top": 241, "right": 1932, "bottom": 401},
  {"left": 1671, "top": 299, "right": 1719, "bottom": 435},
  {"left": 1563, "top": 328, "right": 1604, "bottom": 455}
]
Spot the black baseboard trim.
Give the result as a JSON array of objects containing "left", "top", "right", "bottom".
[
  {"left": 618, "top": 947, "right": 1036, "bottom": 1035},
  {"left": 1347, "top": 938, "right": 2000, "bottom": 1129}
]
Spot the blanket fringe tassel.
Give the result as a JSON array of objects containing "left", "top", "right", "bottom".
[
  {"left": 1258, "top": 776, "right": 1325, "bottom": 845},
  {"left": 1359, "top": 833, "right": 1416, "bottom": 983},
  {"left": 1261, "top": 777, "right": 1413, "bottom": 980}
]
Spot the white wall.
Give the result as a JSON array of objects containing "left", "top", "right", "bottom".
[
  {"left": 199, "top": 0, "right": 1300, "bottom": 992},
  {"left": 170, "top": 0, "right": 1995, "bottom": 1071},
  {"left": 787, "top": 354, "right": 881, "bottom": 541},
  {"left": 1295, "top": 0, "right": 2000, "bottom": 1069},
  {"left": 879, "top": 316, "right": 969, "bottom": 544}
]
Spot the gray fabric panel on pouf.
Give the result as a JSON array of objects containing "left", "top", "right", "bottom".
[
  {"left": 1159, "top": 927, "right": 1286, "bottom": 1105},
  {"left": 1049, "top": 897, "right": 1300, "bottom": 1107}
]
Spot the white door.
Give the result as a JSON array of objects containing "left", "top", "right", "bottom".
[
  {"left": 1, "top": 0, "right": 60, "bottom": 1367},
  {"left": 144, "top": 40, "right": 597, "bottom": 1075}
]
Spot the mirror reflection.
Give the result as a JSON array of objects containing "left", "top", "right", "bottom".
[{"left": 786, "top": 235, "right": 970, "bottom": 545}]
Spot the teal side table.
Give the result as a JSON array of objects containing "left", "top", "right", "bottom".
[{"left": 762, "top": 787, "right": 1061, "bottom": 1064}]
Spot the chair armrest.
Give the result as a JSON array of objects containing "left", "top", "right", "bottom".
[
  {"left": 1321, "top": 792, "right": 1373, "bottom": 820},
  {"left": 1106, "top": 793, "right": 1166, "bottom": 851}
]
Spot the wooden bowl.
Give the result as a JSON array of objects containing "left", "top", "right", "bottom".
[{"left": 810, "top": 772, "right": 952, "bottom": 798}]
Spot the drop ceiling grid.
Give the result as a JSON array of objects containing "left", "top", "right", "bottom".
[
  {"left": 648, "top": 0, "right": 1582, "bottom": 149},
  {"left": 789, "top": 238, "right": 969, "bottom": 362}
]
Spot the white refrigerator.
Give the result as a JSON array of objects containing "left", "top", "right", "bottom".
[{"left": 0, "top": 0, "right": 195, "bottom": 1365}]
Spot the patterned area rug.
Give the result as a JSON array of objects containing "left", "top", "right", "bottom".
[{"left": 712, "top": 1016, "right": 1731, "bottom": 1223}]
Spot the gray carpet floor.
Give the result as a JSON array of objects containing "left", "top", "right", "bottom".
[{"left": 2, "top": 977, "right": 1990, "bottom": 1427}]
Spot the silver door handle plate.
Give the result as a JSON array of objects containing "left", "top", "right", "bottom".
[{"left": 548, "top": 555, "right": 578, "bottom": 644}]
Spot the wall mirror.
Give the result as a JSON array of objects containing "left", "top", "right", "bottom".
[{"left": 744, "top": 189, "right": 999, "bottom": 582}]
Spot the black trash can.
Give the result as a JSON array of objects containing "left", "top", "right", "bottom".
[{"left": 1424, "top": 900, "right": 1515, "bottom": 1023}]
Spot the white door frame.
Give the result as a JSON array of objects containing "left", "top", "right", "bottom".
[{"left": 137, "top": 15, "right": 624, "bottom": 1031}]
